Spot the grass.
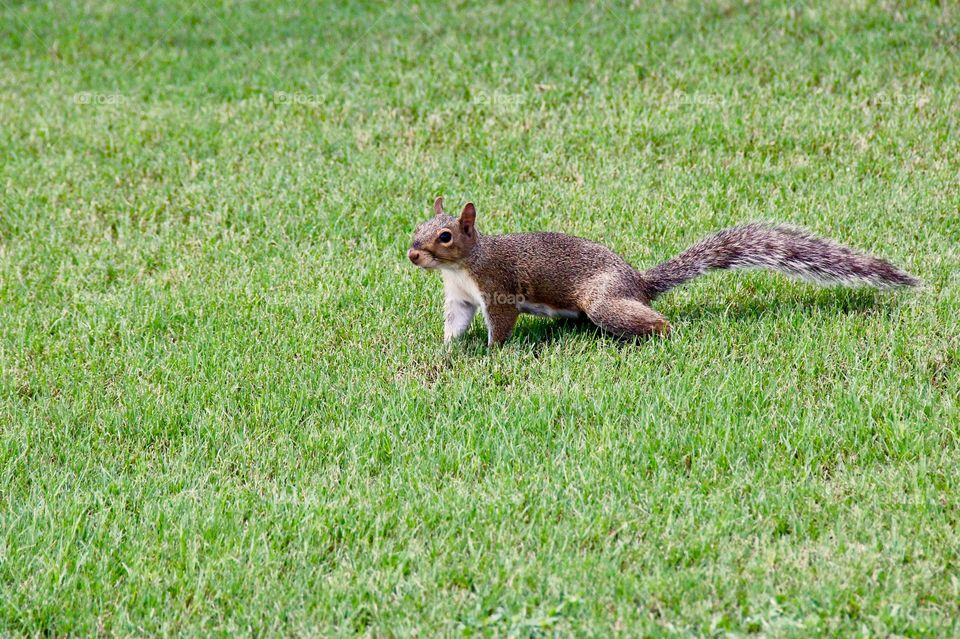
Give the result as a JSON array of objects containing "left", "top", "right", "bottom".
[{"left": 1, "top": 0, "right": 959, "bottom": 635}]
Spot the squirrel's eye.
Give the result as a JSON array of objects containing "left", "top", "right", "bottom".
[{"left": 438, "top": 231, "right": 453, "bottom": 243}]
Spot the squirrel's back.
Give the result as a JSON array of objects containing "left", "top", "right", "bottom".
[
  {"left": 464, "top": 223, "right": 918, "bottom": 307},
  {"left": 474, "top": 232, "right": 645, "bottom": 306}
]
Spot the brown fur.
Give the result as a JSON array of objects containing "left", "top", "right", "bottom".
[{"left": 409, "top": 198, "right": 918, "bottom": 345}]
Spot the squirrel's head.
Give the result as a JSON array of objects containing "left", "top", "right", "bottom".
[{"left": 408, "top": 197, "right": 479, "bottom": 269}]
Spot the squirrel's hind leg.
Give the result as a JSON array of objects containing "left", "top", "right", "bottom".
[{"left": 583, "top": 297, "right": 671, "bottom": 338}]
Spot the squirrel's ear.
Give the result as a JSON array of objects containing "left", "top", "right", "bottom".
[
  {"left": 433, "top": 197, "right": 444, "bottom": 216},
  {"left": 459, "top": 203, "right": 476, "bottom": 236}
]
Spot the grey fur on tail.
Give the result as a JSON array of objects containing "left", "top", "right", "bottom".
[{"left": 642, "top": 223, "right": 919, "bottom": 299}]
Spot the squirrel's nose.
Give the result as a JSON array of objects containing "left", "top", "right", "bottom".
[{"left": 407, "top": 249, "right": 421, "bottom": 264}]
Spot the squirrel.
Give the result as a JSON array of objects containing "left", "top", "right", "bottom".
[{"left": 408, "top": 197, "right": 919, "bottom": 346}]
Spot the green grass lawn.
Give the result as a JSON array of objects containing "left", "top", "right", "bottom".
[{"left": 2, "top": 0, "right": 959, "bottom": 635}]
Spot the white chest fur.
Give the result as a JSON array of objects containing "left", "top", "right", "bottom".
[
  {"left": 441, "top": 268, "right": 485, "bottom": 308},
  {"left": 440, "top": 267, "right": 489, "bottom": 343}
]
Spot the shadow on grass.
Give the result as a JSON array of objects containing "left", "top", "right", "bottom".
[
  {"left": 665, "top": 286, "right": 892, "bottom": 325},
  {"left": 506, "top": 286, "right": 896, "bottom": 345},
  {"left": 511, "top": 315, "right": 604, "bottom": 346}
]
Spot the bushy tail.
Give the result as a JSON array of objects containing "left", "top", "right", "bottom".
[{"left": 642, "top": 223, "right": 919, "bottom": 299}]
